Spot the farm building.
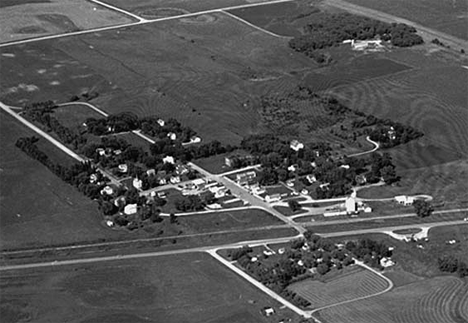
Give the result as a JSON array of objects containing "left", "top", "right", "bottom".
[
  {"left": 345, "top": 197, "right": 357, "bottom": 214},
  {"left": 380, "top": 257, "right": 395, "bottom": 268},
  {"left": 324, "top": 210, "right": 347, "bottom": 217},
  {"left": 157, "top": 118, "right": 165, "bottom": 126},
  {"left": 290, "top": 140, "right": 304, "bottom": 151},
  {"left": 133, "top": 178, "right": 143, "bottom": 190},
  {"left": 343, "top": 39, "right": 384, "bottom": 51},
  {"left": 265, "top": 194, "right": 281, "bottom": 203}
]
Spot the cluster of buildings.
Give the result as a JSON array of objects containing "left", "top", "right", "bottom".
[
  {"left": 324, "top": 196, "right": 372, "bottom": 217},
  {"left": 343, "top": 39, "right": 384, "bottom": 51}
]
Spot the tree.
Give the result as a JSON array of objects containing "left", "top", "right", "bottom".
[
  {"left": 413, "top": 200, "right": 434, "bottom": 218},
  {"left": 169, "top": 213, "right": 177, "bottom": 224},
  {"left": 288, "top": 200, "right": 302, "bottom": 212}
]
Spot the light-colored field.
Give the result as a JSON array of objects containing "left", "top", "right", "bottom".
[
  {"left": 316, "top": 276, "right": 468, "bottom": 323},
  {"left": 288, "top": 266, "right": 389, "bottom": 309},
  {"left": 0, "top": 0, "right": 133, "bottom": 43}
]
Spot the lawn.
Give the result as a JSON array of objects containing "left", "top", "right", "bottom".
[
  {"left": 0, "top": 0, "right": 134, "bottom": 43},
  {"left": 315, "top": 275, "right": 468, "bottom": 323},
  {"left": 344, "top": 0, "right": 468, "bottom": 40},
  {"left": 0, "top": 252, "right": 302, "bottom": 323},
  {"left": 288, "top": 265, "right": 388, "bottom": 309}
]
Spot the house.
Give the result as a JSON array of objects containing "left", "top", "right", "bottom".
[
  {"left": 167, "top": 132, "right": 177, "bottom": 140},
  {"left": 170, "top": 176, "right": 181, "bottom": 184},
  {"left": 287, "top": 164, "right": 297, "bottom": 172},
  {"left": 207, "top": 203, "right": 222, "bottom": 209},
  {"left": 345, "top": 39, "right": 384, "bottom": 51},
  {"left": 251, "top": 257, "right": 258, "bottom": 262},
  {"left": 158, "top": 178, "right": 167, "bottom": 185},
  {"left": 324, "top": 210, "right": 347, "bottom": 217},
  {"left": 363, "top": 206, "right": 372, "bottom": 213},
  {"left": 301, "top": 189, "right": 309, "bottom": 195},
  {"left": 124, "top": 203, "right": 138, "bottom": 215},
  {"left": 380, "top": 257, "right": 395, "bottom": 268},
  {"left": 236, "top": 171, "right": 256, "bottom": 185},
  {"left": 388, "top": 126, "right": 396, "bottom": 140},
  {"left": 265, "top": 194, "right": 281, "bottom": 203},
  {"left": 340, "top": 164, "right": 350, "bottom": 169},
  {"left": 133, "top": 178, "right": 143, "bottom": 190},
  {"left": 290, "top": 140, "right": 304, "bottom": 151},
  {"left": 263, "top": 250, "right": 274, "bottom": 256},
  {"left": 101, "top": 185, "right": 114, "bottom": 195},
  {"left": 278, "top": 248, "right": 285, "bottom": 254},
  {"left": 310, "top": 161, "right": 317, "bottom": 168},
  {"left": 157, "top": 118, "right": 165, "bottom": 127},
  {"left": 252, "top": 186, "right": 266, "bottom": 196},
  {"left": 114, "top": 196, "right": 126, "bottom": 207},
  {"left": 297, "top": 260, "right": 304, "bottom": 266},
  {"left": 106, "top": 220, "right": 114, "bottom": 227},
  {"left": 163, "top": 156, "right": 175, "bottom": 164},
  {"left": 114, "top": 149, "right": 122, "bottom": 155},
  {"left": 286, "top": 179, "right": 294, "bottom": 187},
  {"left": 345, "top": 197, "right": 357, "bottom": 214},
  {"left": 146, "top": 169, "right": 156, "bottom": 176},
  {"left": 306, "top": 174, "right": 317, "bottom": 184},
  {"left": 118, "top": 164, "right": 128, "bottom": 173},
  {"left": 157, "top": 191, "right": 166, "bottom": 198},
  {"left": 395, "top": 195, "right": 414, "bottom": 206},
  {"left": 96, "top": 148, "right": 106, "bottom": 156},
  {"left": 319, "top": 183, "right": 330, "bottom": 190}
]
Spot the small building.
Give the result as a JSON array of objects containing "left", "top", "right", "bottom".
[
  {"left": 167, "top": 132, "right": 177, "bottom": 140},
  {"left": 190, "top": 136, "right": 201, "bottom": 143},
  {"left": 114, "top": 149, "right": 122, "bottom": 155},
  {"left": 355, "top": 174, "right": 367, "bottom": 185},
  {"left": 157, "top": 118, "right": 165, "bottom": 127},
  {"left": 158, "top": 178, "right": 167, "bottom": 185},
  {"left": 306, "top": 174, "right": 317, "bottom": 184},
  {"left": 163, "top": 156, "right": 175, "bottom": 164},
  {"left": 236, "top": 171, "right": 256, "bottom": 184},
  {"left": 340, "top": 164, "right": 350, "bottom": 169},
  {"left": 114, "top": 196, "right": 126, "bottom": 207},
  {"left": 170, "top": 176, "right": 181, "bottom": 184},
  {"left": 146, "top": 169, "right": 156, "bottom": 176},
  {"left": 286, "top": 179, "right": 294, "bottom": 187},
  {"left": 133, "top": 178, "right": 143, "bottom": 190},
  {"left": 118, "top": 164, "right": 128, "bottom": 173},
  {"left": 263, "top": 307, "right": 275, "bottom": 316},
  {"left": 89, "top": 173, "right": 98, "bottom": 183},
  {"left": 388, "top": 126, "right": 396, "bottom": 140},
  {"left": 192, "top": 178, "right": 205, "bottom": 187},
  {"left": 106, "top": 220, "right": 114, "bottom": 227},
  {"left": 252, "top": 186, "right": 266, "bottom": 196},
  {"left": 124, "top": 203, "right": 137, "bottom": 215},
  {"left": 265, "top": 194, "right": 281, "bottom": 203},
  {"left": 301, "top": 189, "right": 309, "bottom": 195},
  {"left": 176, "top": 164, "right": 189, "bottom": 175},
  {"left": 278, "top": 248, "right": 285, "bottom": 254},
  {"left": 319, "top": 183, "right": 330, "bottom": 190},
  {"left": 310, "top": 161, "right": 317, "bottom": 168},
  {"left": 324, "top": 210, "right": 347, "bottom": 217},
  {"left": 363, "top": 206, "right": 372, "bottom": 213},
  {"left": 101, "top": 185, "right": 114, "bottom": 195},
  {"left": 380, "top": 257, "right": 395, "bottom": 268},
  {"left": 287, "top": 164, "right": 297, "bottom": 172},
  {"left": 290, "top": 140, "right": 304, "bottom": 151}
]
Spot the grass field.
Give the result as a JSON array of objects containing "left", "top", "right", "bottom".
[
  {"left": 0, "top": 0, "right": 133, "bottom": 43},
  {"left": 53, "top": 104, "right": 104, "bottom": 129},
  {"left": 288, "top": 265, "right": 388, "bottom": 309},
  {"left": 0, "top": 253, "right": 302, "bottom": 323},
  {"left": 316, "top": 275, "right": 468, "bottom": 323},
  {"left": 344, "top": 0, "right": 468, "bottom": 40}
]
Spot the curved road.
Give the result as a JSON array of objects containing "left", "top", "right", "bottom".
[{"left": 348, "top": 136, "right": 380, "bottom": 157}]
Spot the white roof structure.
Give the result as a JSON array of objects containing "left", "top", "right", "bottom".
[
  {"left": 163, "top": 156, "right": 175, "bottom": 164},
  {"left": 290, "top": 140, "right": 304, "bottom": 151},
  {"left": 124, "top": 204, "right": 137, "bottom": 215}
]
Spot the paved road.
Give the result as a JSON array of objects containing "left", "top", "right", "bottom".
[{"left": 189, "top": 162, "right": 306, "bottom": 234}]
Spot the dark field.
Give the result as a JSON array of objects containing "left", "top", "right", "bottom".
[
  {"left": 344, "top": 0, "right": 468, "bottom": 40},
  {"left": 0, "top": 253, "right": 300, "bottom": 323}
]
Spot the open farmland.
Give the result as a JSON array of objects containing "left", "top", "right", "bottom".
[
  {"left": 288, "top": 265, "right": 389, "bottom": 309},
  {"left": 315, "top": 275, "right": 468, "bottom": 323},
  {"left": 104, "top": 0, "right": 250, "bottom": 18},
  {"left": 53, "top": 103, "right": 105, "bottom": 129},
  {"left": 0, "top": 253, "right": 301, "bottom": 323},
  {"left": 0, "top": 0, "right": 134, "bottom": 43},
  {"left": 343, "top": 0, "right": 468, "bottom": 40}
]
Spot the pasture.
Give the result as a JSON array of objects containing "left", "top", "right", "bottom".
[
  {"left": 288, "top": 265, "right": 389, "bottom": 309},
  {"left": 53, "top": 104, "right": 104, "bottom": 129},
  {"left": 0, "top": 0, "right": 133, "bottom": 43},
  {"left": 0, "top": 253, "right": 301, "bottom": 323},
  {"left": 315, "top": 275, "right": 468, "bottom": 323},
  {"left": 344, "top": 0, "right": 468, "bottom": 40}
]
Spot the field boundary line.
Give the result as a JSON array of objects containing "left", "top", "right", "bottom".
[
  {"left": 0, "top": 0, "right": 295, "bottom": 48},
  {"left": 207, "top": 249, "right": 312, "bottom": 318},
  {"left": 310, "top": 260, "right": 394, "bottom": 315},
  {"left": 90, "top": 0, "right": 147, "bottom": 22},
  {"left": 221, "top": 10, "right": 293, "bottom": 39}
]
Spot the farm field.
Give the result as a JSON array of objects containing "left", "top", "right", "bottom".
[
  {"left": 104, "top": 0, "right": 249, "bottom": 18},
  {"left": 0, "top": 252, "right": 301, "bottom": 323},
  {"left": 315, "top": 275, "right": 468, "bottom": 323},
  {"left": 0, "top": 0, "right": 134, "bottom": 43},
  {"left": 53, "top": 103, "right": 105, "bottom": 129},
  {"left": 288, "top": 265, "right": 389, "bottom": 309},
  {"left": 343, "top": 0, "right": 468, "bottom": 40}
]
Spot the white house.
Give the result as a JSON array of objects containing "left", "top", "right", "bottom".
[
  {"left": 157, "top": 118, "right": 165, "bottom": 127},
  {"left": 380, "top": 257, "right": 395, "bottom": 268},
  {"left": 306, "top": 174, "right": 317, "bottom": 183},
  {"left": 124, "top": 204, "right": 137, "bottom": 215},
  {"left": 263, "top": 307, "right": 275, "bottom": 316},
  {"left": 290, "top": 140, "right": 304, "bottom": 151},
  {"left": 288, "top": 165, "right": 297, "bottom": 172},
  {"left": 340, "top": 164, "right": 350, "bottom": 169},
  {"left": 101, "top": 185, "right": 114, "bottom": 195},
  {"left": 190, "top": 136, "right": 201, "bottom": 143},
  {"left": 170, "top": 176, "right": 181, "bottom": 184},
  {"left": 265, "top": 194, "right": 281, "bottom": 203},
  {"left": 146, "top": 169, "right": 156, "bottom": 176},
  {"left": 167, "top": 132, "right": 177, "bottom": 140},
  {"left": 395, "top": 195, "right": 414, "bottom": 206},
  {"left": 89, "top": 174, "right": 98, "bottom": 183},
  {"left": 163, "top": 156, "right": 175, "bottom": 164},
  {"left": 133, "top": 178, "right": 143, "bottom": 190}
]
